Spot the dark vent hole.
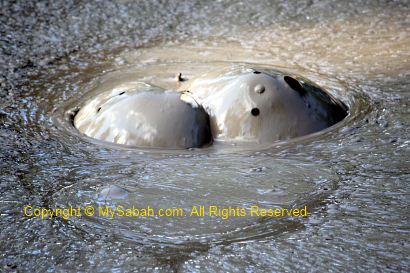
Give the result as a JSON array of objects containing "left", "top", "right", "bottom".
[
  {"left": 284, "top": 76, "right": 305, "bottom": 95},
  {"left": 251, "top": 108, "right": 260, "bottom": 116}
]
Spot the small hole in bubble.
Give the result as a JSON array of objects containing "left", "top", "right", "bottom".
[
  {"left": 284, "top": 76, "right": 305, "bottom": 95},
  {"left": 253, "top": 71, "right": 261, "bottom": 74},
  {"left": 97, "top": 107, "right": 101, "bottom": 113},
  {"left": 251, "top": 108, "right": 260, "bottom": 116},
  {"left": 119, "top": 91, "right": 125, "bottom": 95}
]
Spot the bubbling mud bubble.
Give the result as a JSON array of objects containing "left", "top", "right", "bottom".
[
  {"left": 70, "top": 55, "right": 348, "bottom": 149},
  {"left": 73, "top": 82, "right": 212, "bottom": 149},
  {"left": 178, "top": 67, "right": 348, "bottom": 143}
]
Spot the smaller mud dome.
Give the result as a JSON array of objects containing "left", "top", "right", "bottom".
[
  {"left": 73, "top": 67, "right": 348, "bottom": 149},
  {"left": 74, "top": 83, "right": 212, "bottom": 149}
]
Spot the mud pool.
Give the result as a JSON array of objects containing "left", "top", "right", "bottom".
[{"left": 1, "top": 0, "right": 409, "bottom": 272}]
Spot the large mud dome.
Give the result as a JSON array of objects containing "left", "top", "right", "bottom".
[
  {"left": 70, "top": 63, "right": 348, "bottom": 148},
  {"left": 1, "top": 1, "right": 409, "bottom": 272}
]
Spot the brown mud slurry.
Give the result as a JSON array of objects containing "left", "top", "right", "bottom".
[{"left": 0, "top": 1, "right": 409, "bottom": 272}]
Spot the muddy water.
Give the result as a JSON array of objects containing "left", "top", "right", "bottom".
[{"left": 1, "top": 1, "right": 409, "bottom": 272}]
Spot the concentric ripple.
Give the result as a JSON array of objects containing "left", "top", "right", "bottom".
[
  {"left": 53, "top": 153, "right": 337, "bottom": 246},
  {"left": 47, "top": 42, "right": 367, "bottom": 248}
]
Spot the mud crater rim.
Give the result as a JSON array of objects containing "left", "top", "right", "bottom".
[{"left": 53, "top": 49, "right": 364, "bottom": 154}]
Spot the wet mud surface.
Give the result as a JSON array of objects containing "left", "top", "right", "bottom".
[{"left": 1, "top": 0, "right": 410, "bottom": 272}]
